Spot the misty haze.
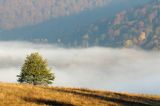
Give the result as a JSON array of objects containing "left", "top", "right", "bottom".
[
  {"left": 0, "top": 41, "right": 159, "bottom": 94},
  {"left": 0, "top": 0, "right": 160, "bottom": 105}
]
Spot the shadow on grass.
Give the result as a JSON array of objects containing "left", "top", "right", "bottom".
[
  {"left": 75, "top": 89, "right": 160, "bottom": 106},
  {"left": 23, "top": 97, "right": 74, "bottom": 106},
  {"left": 52, "top": 89, "right": 158, "bottom": 106}
]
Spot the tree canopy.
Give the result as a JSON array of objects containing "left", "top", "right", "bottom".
[{"left": 17, "top": 52, "right": 55, "bottom": 85}]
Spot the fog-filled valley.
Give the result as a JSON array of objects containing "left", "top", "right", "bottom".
[
  {"left": 0, "top": 0, "right": 160, "bottom": 97},
  {"left": 0, "top": 41, "right": 159, "bottom": 94}
]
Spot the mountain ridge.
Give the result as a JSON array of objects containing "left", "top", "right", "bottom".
[
  {"left": 87, "top": 0, "right": 160, "bottom": 49},
  {"left": 0, "top": 0, "right": 110, "bottom": 29},
  {"left": 0, "top": 0, "right": 150, "bottom": 48}
]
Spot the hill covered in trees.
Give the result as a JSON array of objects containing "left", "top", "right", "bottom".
[
  {"left": 0, "top": 0, "right": 109, "bottom": 29},
  {"left": 1, "top": 0, "right": 159, "bottom": 50},
  {"left": 87, "top": 0, "right": 160, "bottom": 50},
  {"left": 0, "top": 0, "right": 150, "bottom": 47}
]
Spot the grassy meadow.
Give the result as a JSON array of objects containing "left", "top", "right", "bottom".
[{"left": 0, "top": 83, "right": 159, "bottom": 106}]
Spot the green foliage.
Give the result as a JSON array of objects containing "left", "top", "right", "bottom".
[{"left": 17, "top": 52, "right": 55, "bottom": 85}]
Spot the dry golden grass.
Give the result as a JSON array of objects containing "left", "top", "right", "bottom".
[{"left": 0, "top": 83, "right": 159, "bottom": 106}]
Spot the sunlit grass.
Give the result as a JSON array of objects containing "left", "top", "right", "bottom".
[{"left": 0, "top": 83, "right": 159, "bottom": 106}]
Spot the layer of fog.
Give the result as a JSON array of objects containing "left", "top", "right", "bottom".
[{"left": 0, "top": 41, "right": 160, "bottom": 94}]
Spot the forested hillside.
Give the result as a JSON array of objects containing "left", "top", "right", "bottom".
[
  {"left": 0, "top": 0, "right": 150, "bottom": 48},
  {"left": 87, "top": 0, "right": 160, "bottom": 49},
  {"left": 1, "top": 0, "right": 158, "bottom": 50},
  {"left": 0, "top": 0, "right": 109, "bottom": 29}
]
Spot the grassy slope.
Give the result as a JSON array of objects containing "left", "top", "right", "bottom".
[{"left": 0, "top": 83, "right": 160, "bottom": 106}]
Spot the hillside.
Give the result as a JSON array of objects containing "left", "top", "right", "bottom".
[
  {"left": 87, "top": 0, "right": 160, "bottom": 50},
  {"left": 0, "top": 0, "right": 150, "bottom": 47},
  {"left": 0, "top": 83, "right": 160, "bottom": 106},
  {"left": 0, "top": 0, "right": 109, "bottom": 29},
  {"left": 1, "top": 0, "right": 160, "bottom": 50}
]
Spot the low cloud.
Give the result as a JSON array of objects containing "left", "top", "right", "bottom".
[{"left": 0, "top": 41, "right": 159, "bottom": 94}]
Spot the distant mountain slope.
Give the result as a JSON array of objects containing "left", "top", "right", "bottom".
[
  {"left": 0, "top": 0, "right": 150, "bottom": 48},
  {"left": 87, "top": 0, "right": 160, "bottom": 50},
  {"left": 0, "top": 0, "right": 110, "bottom": 29}
]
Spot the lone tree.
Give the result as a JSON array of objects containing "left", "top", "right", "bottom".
[{"left": 17, "top": 52, "right": 55, "bottom": 85}]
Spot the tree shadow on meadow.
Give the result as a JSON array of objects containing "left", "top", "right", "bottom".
[
  {"left": 23, "top": 97, "right": 74, "bottom": 106},
  {"left": 51, "top": 89, "right": 159, "bottom": 106}
]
